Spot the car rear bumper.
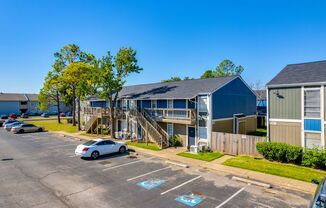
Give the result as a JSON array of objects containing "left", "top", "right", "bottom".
[{"left": 75, "top": 150, "right": 91, "bottom": 157}]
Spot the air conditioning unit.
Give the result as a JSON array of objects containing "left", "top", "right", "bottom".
[
  {"left": 190, "top": 145, "right": 199, "bottom": 153},
  {"left": 198, "top": 144, "right": 208, "bottom": 152}
]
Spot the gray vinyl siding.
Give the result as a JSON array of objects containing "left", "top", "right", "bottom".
[{"left": 269, "top": 87, "right": 301, "bottom": 119}]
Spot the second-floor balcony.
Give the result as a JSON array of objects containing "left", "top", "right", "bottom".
[{"left": 144, "top": 108, "right": 196, "bottom": 125}]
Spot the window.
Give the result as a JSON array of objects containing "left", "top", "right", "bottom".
[
  {"left": 304, "top": 89, "right": 320, "bottom": 118},
  {"left": 167, "top": 100, "right": 173, "bottom": 108},
  {"left": 305, "top": 132, "right": 321, "bottom": 149},
  {"left": 199, "top": 127, "right": 207, "bottom": 140},
  {"left": 151, "top": 100, "right": 157, "bottom": 108},
  {"left": 198, "top": 95, "right": 208, "bottom": 112},
  {"left": 167, "top": 123, "right": 173, "bottom": 136}
]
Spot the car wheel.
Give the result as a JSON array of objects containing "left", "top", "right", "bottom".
[
  {"left": 38, "top": 128, "right": 43, "bottom": 132},
  {"left": 18, "top": 129, "right": 24, "bottom": 134},
  {"left": 91, "top": 151, "right": 99, "bottom": 160},
  {"left": 119, "top": 146, "right": 126, "bottom": 153}
]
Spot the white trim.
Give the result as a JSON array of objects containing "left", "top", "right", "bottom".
[
  {"left": 321, "top": 86, "right": 325, "bottom": 147},
  {"left": 207, "top": 94, "right": 212, "bottom": 148},
  {"left": 301, "top": 86, "right": 305, "bottom": 147},
  {"left": 304, "top": 130, "right": 322, "bottom": 133},
  {"left": 267, "top": 81, "right": 326, "bottom": 88},
  {"left": 212, "top": 117, "right": 234, "bottom": 122},
  {"left": 266, "top": 86, "right": 270, "bottom": 141},
  {"left": 269, "top": 118, "right": 301, "bottom": 123}
]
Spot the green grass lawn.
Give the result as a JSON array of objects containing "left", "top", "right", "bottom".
[
  {"left": 126, "top": 141, "right": 161, "bottom": 151},
  {"left": 177, "top": 151, "right": 224, "bottom": 162},
  {"left": 247, "top": 128, "right": 267, "bottom": 137},
  {"left": 19, "top": 116, "right": 72, "bottom": 121},
  {"left": 223, "top": 156, "right": 326, "bottom": 182},
  {"left": 27, "top": 120, "right": 78, "bottom": 133}
]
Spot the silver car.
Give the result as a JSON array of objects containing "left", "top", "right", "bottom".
[
  {"left": 11, "top": 124, "right": 44, "bottom": 134},
  {"left": 4, "top": 121, "right": 24, "bottom": 131}
]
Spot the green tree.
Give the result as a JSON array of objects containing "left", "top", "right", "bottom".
[
  {"left": 38, "top": 60, "right": 66, "bottom": 123},
  {"left": 94, "top": 48, "right": 142, "bottom": 138},
  {"left": 61, "top": 62, "right": 94, "bottom": 130},
  {"left": 161, "top": 76, "right": 194, "bottom": 82},
  {"left": 215, "top": 59, "right": 244, "bottom": 76},
  {"left": 54, "top": 44, "right": 94, "bottom": 126},
  {"left": 200, "top": 59, "right": 244, "bottom": 78},
  {"left": 200, "top": 70, "right": 216, "bottom": 79}
]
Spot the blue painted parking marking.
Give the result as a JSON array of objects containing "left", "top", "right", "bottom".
[
  {"left": 137, "top": 179, "right": 167, "bottom": 190},
  {"left": 175, "top": 192, "right": 203, "bottom": 207}
]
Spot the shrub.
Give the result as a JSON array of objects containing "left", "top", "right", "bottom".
[
  {"left": 67, "top": 118, "right": 72, "bottom": 123},
  {"left": 302, "top": 147, "right": 326, "bottom": 170},
  {"left": 256, "top": 142, "right": 303, "bottom": 164},
  {"left": 169, "top": 135, "right": 182, "bottom": 147}
]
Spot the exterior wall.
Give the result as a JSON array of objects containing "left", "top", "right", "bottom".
[
  {"left": 269, "top": 121, "right": 301, "bottom": 146},
  {"left": 28, "top": 101, "right": 41, "bottom": 115},
  {"left": 212, "top": 77, "right": 256, "bottom": 119},
  {"left": 244, "top": 116, "right": 257, "bottom": 133},
  {"left": 0, "top": 101, "right": 20, "bottom": 115},
  {"left": 173, "top": 123, "right": 187, "bottom": 146},
  {"left": 212, "top": 119, "right": 233, "bottom": 133},
  {"left": 157, "top": 122, "right": 167, "bottom": 131},
  {"left": 269, "top": 87, "right": 301, "bottom": 119},
  {"left": 173, "top": 99, "right": 186, "bottom": 109},
  {"left": 157, "top": 100, "right": 167, "bottom": 108}
]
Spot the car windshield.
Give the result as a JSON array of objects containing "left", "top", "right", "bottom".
[{"left": 83, "top": 141, "right": 97, "bottom": 146}]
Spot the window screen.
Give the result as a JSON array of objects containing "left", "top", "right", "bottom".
[{"left": 304, "top": 89, "right": 320, "bottom": 118}]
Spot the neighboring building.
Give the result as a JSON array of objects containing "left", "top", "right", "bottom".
[
  {"left": 255, "top": 90, "right": 267, "bottom": 128},
  {"left": 0, "top": 93, "right": 71, "bottom": 115},
  {"left": 81, "top": 76, "right": 257, "bottom": 149},
  {"left": 267, "top": 60, "right": 326, "bottom": 149}
]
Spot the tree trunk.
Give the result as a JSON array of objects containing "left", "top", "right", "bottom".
[
  {"left": 72, "top": 88, "right": 76, "bottom": 126},
  {"left": 56, "top": 90, "right": 61, "bottom": 124},
  {"left": 77, "top": 96, "right": 81, "bottom": 131},
  {"left": 109, "top": 97, "right": 116, "bottom": 139}
]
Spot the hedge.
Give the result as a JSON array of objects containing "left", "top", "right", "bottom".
[{"left": 256, "top": 142, "right": 326, "bottom": 170}]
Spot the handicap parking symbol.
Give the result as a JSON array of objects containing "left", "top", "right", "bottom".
[
  {"left": 175, "top": 192, "right": 203, "bottom": 207},
  {"left": 137, "top": 179, "right": 167, "bottom": 190}
]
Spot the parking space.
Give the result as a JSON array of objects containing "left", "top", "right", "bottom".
[{"left": 0, "top": 129, "right": 311, "bottom": 208}]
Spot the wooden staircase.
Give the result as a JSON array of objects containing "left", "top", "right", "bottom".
[{"left": 130, "top": 108, "right": 169, "bottom": 148}]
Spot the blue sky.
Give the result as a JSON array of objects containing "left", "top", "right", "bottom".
[{"left": 1, "top": 0, "right": 326, "bottom": 93}]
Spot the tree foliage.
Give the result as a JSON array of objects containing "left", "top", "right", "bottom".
[
  {"left": 94, "top": 47, "right": 142, "bottom": 138},
  {"left": 161, "top": 76, "right": 194, "bottom": 83},
  {"left": 200, "top": 59, "right": 244, "bottom": 78}
]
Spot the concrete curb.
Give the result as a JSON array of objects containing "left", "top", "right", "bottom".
[
  {"left": 232, "top": 176, "right": 272, "bottom": 188},
  {"left": 165, "top": 160, "right": 189, "bottom": 168}
]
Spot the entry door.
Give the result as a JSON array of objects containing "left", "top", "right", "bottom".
[{"left": 188, "top": 127, "right": 196, "bottom": 147}]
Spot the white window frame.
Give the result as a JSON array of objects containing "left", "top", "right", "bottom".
[
  {"left": 167, "top": 99, "right": 173, "bottom": 108},
  {"left": 167, "top": 123, "right": 173, "bottom": 137},
  {"left": 151, "top": 100, "right": 157, "bottom": 109},
  {"left": 304, "top": 88, "right": 321, "bottom": 119}
]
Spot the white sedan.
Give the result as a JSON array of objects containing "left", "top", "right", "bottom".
[{"left": 75, "top": 139, "right": 128, "bottom": 159}]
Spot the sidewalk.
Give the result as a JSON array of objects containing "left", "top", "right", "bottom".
[{"left": 52, "top": 131, "right": 317, "bottom": 194}]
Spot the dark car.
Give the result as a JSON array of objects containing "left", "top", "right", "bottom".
[
  {"left": 20, "top": 113, "right": 29, "bottom": 118},
  {"left": 311, "top": 177, "right": 326, "bottom": 207},
  {"left": 1, "top": 115, "right": 8, "bottom": 120},
  {"left": 41, "top": 113, "right": 49, "bottom": 118},
  {"left": 9, "top": 113, "right": 17, "bottom": 119}
]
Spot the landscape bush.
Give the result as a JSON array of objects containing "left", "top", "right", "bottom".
[
  {"left": 257, "top": 142, "right": 326, "bottom": 170},
  {"left": 169, "top": 135, "right": 182, "bottom": 147}
]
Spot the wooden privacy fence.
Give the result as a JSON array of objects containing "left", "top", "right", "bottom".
[{"left": 211, "top": 132, "right": 266, "bottom": 156}]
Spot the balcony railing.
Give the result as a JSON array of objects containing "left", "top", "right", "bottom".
[{"left": 144, "top": 108, "right": 196, "bottom": 124}]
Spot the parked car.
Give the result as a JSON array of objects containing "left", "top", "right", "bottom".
[
  {"left": 0, "top": 115, "right": 8, "bottom": 120},
  {"left": 2, "top": 119, "right": 16, "bottom": 127},
  {"left": 9, "top": 113, "right": 17, "bottom": 119},
  {"left": 75, "top": 139, "right": 128, "bottom": 159},
  {"left": 60, "top": 113, "right": 66, "bottom": 117},
  {"left": 11, "top": 123, "right": 44, "bottom": 134},
  {"left": 311, "top": 177, "right": 326, "bottom": 207},
  {"left": 4, "top": 121, "right": 24, "bottom": 131},
  {"left": 41, "top": 113, "right": 49, "bottom": 118},
  {"left": 20, "top": 113, "right": 29, "bottom": 118},
  {"left": 66, "top": 112, "right": 72, "bottom": 117}
]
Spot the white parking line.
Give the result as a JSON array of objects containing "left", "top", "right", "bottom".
[
  {"left": 103, "top": 156, "right": 155, "bottom": 171},
  {"left": 160, "top": 175, "right": 202, "bottom": 195},
  {"left": 127, "top": 166, "right": 171, "bottom": 181},
  {"left": 215, "top": 187, "right": 245, "bottom": 208}
]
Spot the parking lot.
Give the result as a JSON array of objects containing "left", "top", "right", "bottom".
[{"left": 0, "top": 129, "right": 311, "bottom": 208}]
